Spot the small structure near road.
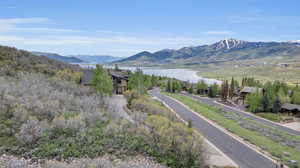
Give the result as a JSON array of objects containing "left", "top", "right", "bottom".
[{"left": 281, "top": 103, "right": 300, "bottom": 116}]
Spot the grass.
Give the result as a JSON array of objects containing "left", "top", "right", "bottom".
[
  {"left": 165, "top": 93, "right": 300, "bottom": 167},
  {"left": 256, "top": 113, "right": 284, "bottom": 122},
  {"left": 196, "top": 63, "right": 300, "bottom": 85}
]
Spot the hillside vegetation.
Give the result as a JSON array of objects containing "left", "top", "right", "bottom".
[
  {"left": 0, "top": 45, "right": 81, "bottom": 76},
  {"left": 0, "top": 45, "right": 206, "bottom": 167}
]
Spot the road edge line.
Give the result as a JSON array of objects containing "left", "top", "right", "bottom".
[
  {"left": 165, "top": 94, "right": 280, "bottom": 165},
  {"left": 151, "top": 95, "right": 239, "bottom": 168},
  {"left": 189, "top": 93, "right": 300, "bottom": 135}
]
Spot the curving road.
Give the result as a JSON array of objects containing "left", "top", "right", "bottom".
[
  {"left": 150, "top": 89, "right": 276, "bottom": 168},
  {"left": 182, "top": 92, "right": 300, "bottom": 136}
]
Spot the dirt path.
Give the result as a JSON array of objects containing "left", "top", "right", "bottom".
[{"left": 105, "top": 95, "right": 133, "bottom": 122}]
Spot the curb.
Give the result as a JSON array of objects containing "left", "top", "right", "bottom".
[
  {"left": 151, "top": 95, "right": 239, "bottom": 168},
  {"left": 164, "top": 94, "right": 280, "bottom": 166},
  {"left": 214, "top": 100, "right": 300, "bottom": 132},
  {"left": 187, "top": 93, "right": 300, "bottom": 135}
]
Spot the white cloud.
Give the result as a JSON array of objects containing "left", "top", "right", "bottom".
[
  {"left": 0, "top": 17, "right": 50, "bottom": 24},
  {"left": 10, "top": 27, "right": 81, "bottom": 33},
  {"left": 203, "top": 31, "right": 233, "bottom": 35},
  {"left": 0, "top": 35, "right": 203, "bottom": 46},
  {"left": 0, "top": 17, "right": 79, "bottom": 33}
]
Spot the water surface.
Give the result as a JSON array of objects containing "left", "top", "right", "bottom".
[{"left": 78, "top": 64, "right": 221, "bottom": 84}]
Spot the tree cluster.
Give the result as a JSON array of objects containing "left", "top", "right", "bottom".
[{"left": 246, "top": 80, "right": 299, "bottom": 113}]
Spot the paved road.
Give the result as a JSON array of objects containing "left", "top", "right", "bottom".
[
  {"left": 150, "top": 90, "right": 276, "bottom": 168},
  {"left": 182, "top": 92, "right": 300, "bottom": 136}
]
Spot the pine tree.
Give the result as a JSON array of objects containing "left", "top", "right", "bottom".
[
  {"left": 196, "top": 80, "right": 208, "bottom": 95},
  {"left": 166, "top": 79, "right": 172, "bottom": 92},
  {"left": 272, "top": 97, "right": 281, "bottom": 113},
  {"left": 242, "top": 77, "right": 245, "bottom": 87},
  {"left": 91, "top": 65, "right": 113, "bottom": 95},
  {"left": 261, "top": 93, "right": 270, "bottom": 112},
  {"left": 151, "top": 75, "right": 157, "bottom": 88},
  {"left": 114, "top": 64, "right": 119, "bottom": 71},
  {"left": 172, "top": 80, "right": 177, "bottom": 93},
  {"left": 188, "top": 84, "right": 194, "bottom": 94},
  {"left": 208, "top": 83, "right": 219, "bottom": 98},
  {"left": 221, "top": 80, "right": 229, "bottom": 101},
  {"left": 229, "top": 77, "right": 235, "bottom": 99},
  {"left": 208, "top": 87, "right": 213, "bottom": 98}
]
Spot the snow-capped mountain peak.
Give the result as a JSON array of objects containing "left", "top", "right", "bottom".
[{"left": 213, "top": 38, "right": 248, "bottom": 50}]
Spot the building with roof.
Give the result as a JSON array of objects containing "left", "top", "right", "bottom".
[
  {"left": 239, "top": 86, "right": 263, "bottom": 104},
  {"left": 281, "top": 103, "right": 300, "bottom": 116},
  {"left": 80, "top": 69, "right": 129, "bottom": 94}
]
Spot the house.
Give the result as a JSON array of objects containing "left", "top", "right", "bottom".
[
  {"left": 80, "top": 69, "right": 129, "bottom": 94},
  {"left": 109, "top": 70, "right": 129, "bottom": 94},
  {"left": 281, "top": 103, "right": 300, "bottom": 116},
  {"left": 239, "top": 86, "right": 263, "bottom": 104}
]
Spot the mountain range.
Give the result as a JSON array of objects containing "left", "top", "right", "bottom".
[
  {"left": 68, "top": 55, "right": 121, "bottom": 63},
  {"left": 115, "top": 38, "right": 300, "bottom": 66},
  {"left": 32, "top": 52, "right": 84, "bottom": 63},
  {"left": 32, "top": 52, "right": 121, "bottom": 64}
]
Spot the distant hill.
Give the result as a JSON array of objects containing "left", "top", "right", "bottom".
[
  {"left": 116, "top": 38, "right": 300, "bottom": 66},
  {"left": 69, "top": 55, "right": 122, "bottom": 63},
  {"left": 32, "top": 52, "right": 84, "bottom": 63},
  {"left": 0, "top": 45, "right": 81, "bottom": 76}
]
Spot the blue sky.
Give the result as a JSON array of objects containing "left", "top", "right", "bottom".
[{"left": 0, "top": 0, "right": 300, "bottom": 57}]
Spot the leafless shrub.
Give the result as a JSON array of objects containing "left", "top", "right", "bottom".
[
  {"left": 17, "top": 119, "right": 46, "bottom": 144},
  {"left": 3, "top": 157, "right": 30, "bottom": 168},
  {"left": 51, "top": 115, "right": 86, "bottom": 131},
  {"left": 0, "top": 73, "right": 114, "bottom": 144}
]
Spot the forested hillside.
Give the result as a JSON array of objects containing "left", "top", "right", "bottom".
[{"left": 0, "top": 45, "right": 81, "bottom": 76}]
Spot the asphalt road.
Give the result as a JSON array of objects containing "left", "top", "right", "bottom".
[
  {"left": 182, "top": 92, "right": 300, "bottom": 136},
  {"left": 150, "top": 90, "right": 277, "bottom": 168}
]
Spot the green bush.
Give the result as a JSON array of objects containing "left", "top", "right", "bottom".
[{"left": 256, "top": 113, "right": 282, "bottom": 122}]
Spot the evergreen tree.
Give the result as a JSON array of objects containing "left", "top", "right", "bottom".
[
  {"left": 208, "top": 83, "right": 219, "bottom": 98},
  {"left": 261, "top": 93, "right": 270, "bottom": 112},
  {"left": 166, "top": 79, "right": 173, "bottom": 93},
  {"left": 229, "top": 77, "right": 235, "bottom": 99},
  {"left": 150, "top": 75, "right": 157, "bottom": 88},
  {"left": 114, "top": 64, "right": 119, "bottom": 71},
  {"left": 196, "top": 80, "right": 208, "bottom": 95},
  {"left": 91, "top": 65, "right": 113, "bottom": 95},
  {"left": 177, "top": 82, "right": 183, "bottom": 92},
  {"left": 172, "top": 80, "right": 176, "bottom": 93},
  {"left": 208, "top": 87, "right": 213, "bottom": 98},
  {"left": 188, "top": 84, "right": 194, "bottom": 94},
  {"left": 242, "top": 77, "right": 245, "bottom": 87},
  {"left": 221, "top": 80, "right": 229, "bottom": 101},
  {"left": 272, "top": 97, "right": 281, "bottom": 113}
]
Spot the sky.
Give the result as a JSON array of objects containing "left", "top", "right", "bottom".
[{"left": 0, "top": 0, "right": 300, "bottom": 57}]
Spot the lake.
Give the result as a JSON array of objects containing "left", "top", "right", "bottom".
[{"left": 78, "top": 64, "right": 221, "bottom": 84}]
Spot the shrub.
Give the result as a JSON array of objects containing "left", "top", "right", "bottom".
[
  {"left": 6, "top": 158, "right": 29, "bottom": 168},
  {"left": 55, "top": 69, "right": 82, "bottom": 83},
  {"left": 17, "top": 119, "right": 46, "bottom": 145},
  {"left": 256, "top": 113, "right": 282, "bottom": 122}
]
